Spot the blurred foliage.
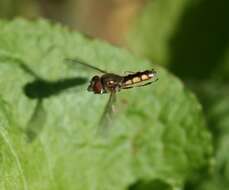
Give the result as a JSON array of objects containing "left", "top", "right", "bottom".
[
  {"left": 0, "top": 0, "right": 20, "bottom": 18},
  {"left": 128, "top": 0, "right": 229, "bottom": 76},
  {"left": 168, "top": 0, "right": 229, "bottom": 80},
  {"left": 0, "top": 0, "right": 148, "bottom": 43},
  {"left": 184, "top": 81, "right": 229, "bottom": 190},
  {"left": 128, "top": 0, "right": 188, "bottom": 65},
  {"left": 0, "top": 0, "right": 40, "bottom": 18}
]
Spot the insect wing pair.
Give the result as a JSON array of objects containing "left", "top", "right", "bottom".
[{"left": 66, "top": 58, "right": 157, "bottom": 133}]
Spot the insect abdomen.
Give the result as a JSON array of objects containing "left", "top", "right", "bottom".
[{"left": 123, "top": 70, "right": 156, "bottom": 86}]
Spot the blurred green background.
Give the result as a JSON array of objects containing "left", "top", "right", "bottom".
[{"left": 0, "top": 0, "right": 229, "bottom": 190}]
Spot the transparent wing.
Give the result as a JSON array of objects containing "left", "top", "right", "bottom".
[
  {"left": 97, "top": 92, "right": 116, "bottom": 135},
  {"left": 65, "top": 58, "right": 107, "bottom": 74}
]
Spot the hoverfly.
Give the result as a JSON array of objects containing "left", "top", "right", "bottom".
[{"left": 66, "top": 58, "right": 158, "bottom": 133}]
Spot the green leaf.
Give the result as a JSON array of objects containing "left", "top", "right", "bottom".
[
  {"left": 0, "top": 97, "right": 28, "bottom": 190},
  {"left": 0, "top": 19, "right": 212, "bottom": 190}
]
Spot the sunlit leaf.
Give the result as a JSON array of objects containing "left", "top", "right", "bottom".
[{"left": 0, "top": 19, "right": 212, "bottom": 190}]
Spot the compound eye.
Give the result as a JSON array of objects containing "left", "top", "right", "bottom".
[
  {"left": 92, "top": 76, "right": 100, "bottom": 81},
  {"left": 88, "top": 76, "right": 103, "bottom": 94},
  {"left": 93, "top": 81, "right": 103, "bottom": 93}
]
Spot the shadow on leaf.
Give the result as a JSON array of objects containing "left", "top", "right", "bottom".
[
  {"left": 20, "top": 64, "right": 87, "bottom": 142},
  {"left": 23, "top": 77, "right": 87, "bottom": 99},
  {"left": 0, "top": 54, "right": 88, "bottom": 141}
]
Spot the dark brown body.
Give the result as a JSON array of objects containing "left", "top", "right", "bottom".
[
  {"left": 66, "top": 58, "right": 157, "bottom": 131},
  {"left": 88, "top": 70, "right": 156, "bottom": 94}
]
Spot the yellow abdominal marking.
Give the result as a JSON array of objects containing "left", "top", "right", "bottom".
[
  {"left": 141, "top": 74, "right": 149, "bottom": 80},
  {"left": 132, "top": 77, "right": 141, "bottom": 83},
  {"left": 125, "top": 80, "right": 132, "bottom": 85}
]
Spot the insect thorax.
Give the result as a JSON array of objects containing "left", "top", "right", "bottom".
[{"left": 101, "top": 74, "right": 123, "bottom": 93}]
